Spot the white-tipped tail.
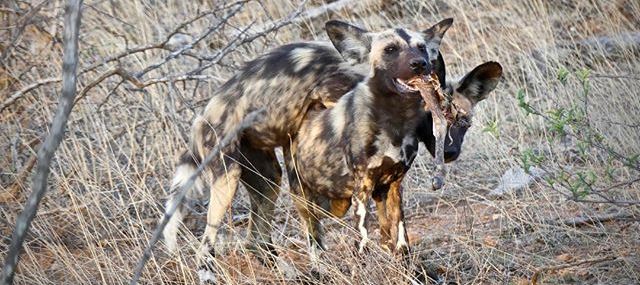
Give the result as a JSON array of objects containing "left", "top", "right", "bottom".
[{"left": 162, "top": 163, "right": 206, "bottom": 253}]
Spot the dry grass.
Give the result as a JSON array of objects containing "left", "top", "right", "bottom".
[{"left": 2, "top": 0, "right": 640, "bottom": 284}]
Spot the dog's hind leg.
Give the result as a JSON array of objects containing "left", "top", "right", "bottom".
[
  {"left": 240, "top": 145, "right": 303, "bottom": 279},
  {"left": 238, "top": 144, "right": 282, "bottom": 265},
  {"left": 197, "top": 160, "right": 242, "bottom": 284},
  {"left": 284, "top": 146, "right": 328, "bottom": 274},
  {"left": 284, "top": 148, "right": 325, "bottom": 252},
  {"left": 291, "top": 189, "right": 326, "bottom": 277}
]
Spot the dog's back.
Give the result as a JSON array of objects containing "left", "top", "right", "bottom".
[{"left": 193, "top": 42, "right": 361, "bottom": 155}]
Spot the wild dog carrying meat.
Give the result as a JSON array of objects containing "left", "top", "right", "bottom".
[{"left": 289, "top": 20, "right": 454, "bottom": 256}]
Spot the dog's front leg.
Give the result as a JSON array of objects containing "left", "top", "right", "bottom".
[{"left": 352, "top": 173, "right": 375, "bottom": 253}]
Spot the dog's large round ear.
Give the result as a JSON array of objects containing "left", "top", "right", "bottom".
[
  {"left": 456, "top": 61, "right": 503, "bottom": 104},
  {"left": 422, "top": 18, "right": 454, "bottom": 46},
  {"left": 325, "top": 20, "right": 371, "bottom": 64}
]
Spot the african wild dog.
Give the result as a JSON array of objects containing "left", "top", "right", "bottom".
[
  {"left": 161, "top": 19, "right": 458, "bottom": 281},
  {"left": 287, "top": 20, "right": 503, "bottom": 255}
]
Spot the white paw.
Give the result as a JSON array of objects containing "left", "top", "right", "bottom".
[
  {"left": 162, "top": 232, "right": 178, "bottom": 253},
  {"left": 197, "top": 268, "right": 217, "bottom": 284},
  {"left": 276, "top": 258, "right": 298, "bottom": 280}
]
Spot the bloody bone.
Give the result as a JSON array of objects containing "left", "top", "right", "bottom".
[{"left": 409, "top": 73, "right": 453, "bottom": 190}]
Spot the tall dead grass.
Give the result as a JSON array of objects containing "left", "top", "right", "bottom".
[{"left": 1, "top": 0, "right": 639, "bottom": 284}]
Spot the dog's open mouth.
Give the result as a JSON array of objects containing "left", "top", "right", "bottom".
[{"left": 393, "top": 78, "right": 421, "bottom": 93}]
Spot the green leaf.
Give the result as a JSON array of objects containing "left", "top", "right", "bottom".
[
  {"left": 586, "top": 170, "right": 597, "bottom": 185},
  {"left": 482, "top": 119, "right": 500, "bottom": 138},
  {"left": 516, "top": 89, "right": 536, "bottom": 115},
  {"left": 577, "top": 141, "right": 589, "bottom": 158},
  {"left": 577, "top": 68, "right": 591, "bottom": 82},
  {"left": 520, "top": 149, "right": 545, "bottom": 173},
  {"left": 544, "top": 176, "right": 556, "bottom": 187},
  {"left": 557, "top": 67, "right": 569, "bottom": 85},
  {"left": 627, "top": 154, "right": 640, "bottom": 169},
  {"left": 547, "top": 108, "right": 568, "bottom": 136}
]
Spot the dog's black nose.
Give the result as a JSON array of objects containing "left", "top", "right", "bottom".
[
  {"left": 444, "top": 150, "right": 460, "bottom": 162},
  {"left": 409, "top": 58, "right": 428, "bottom": 74}
]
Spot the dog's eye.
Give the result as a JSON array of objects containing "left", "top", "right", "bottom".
[
  {"left": 384, "top": 45, "right": 398, "bottom": 54},
  {"left": 417, "top": 44, "right": 427, "bottom": 53}
]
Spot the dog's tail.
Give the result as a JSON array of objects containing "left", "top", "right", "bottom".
[
  {"left": 192, "top": 94, "right": 251, "bottom": 158},
  {"left": 161, "top": 150, "right": 206, "bottom": 253}
]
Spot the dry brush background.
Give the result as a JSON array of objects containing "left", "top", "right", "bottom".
[{"left": 1, "top": 0, "right": 640, "bottom": 284}]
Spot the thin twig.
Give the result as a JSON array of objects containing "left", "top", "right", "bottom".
[
  {"left": 77, "top": 3, "right": 246, "bottom": 76},
  {"left": 163, "top": 0, "right": 250, "bottom": 41},
  {"left": 72, "top": 66, "right": 143, "bottom": 107},
  {"left": 600, "top": 176, "right": 640, "bottom": 191},
  {"left": 0, "top": 1, "right": 284, "bottom": 112},
  {"left": 79, "top": 43, "right": 163, "bottom": 76},
  {"left": 0, "top": 1, "right": 83, "bottom": 284},
  {"left": 137, "top": 74, "right": 217, "bottom": 88},
  {"left": 0, "top": 155, "right": 37, "bottom": 203},
  {"left": 531, "top": 256, "right": 618, "bottom": 285},
  {"left": 0, "top": 0, "right": 49, "bottom": 64},
  {"left": 83, "top": 2, "right": 135, "bottom": 29},
  {"left": 598, "top": 119, "right": 640, "bottom": 129},
  {"left": 590, "top": 73, "right": 640, "bottom": 81},
  {"left": 129, "top": 108, "right": 265, "bottom": 285},
  {"left": 545, "top": 212, "right": 638, "bottom": 227},
  {"left": 542, "top": 167, "right": 640, "bottom": 206}
]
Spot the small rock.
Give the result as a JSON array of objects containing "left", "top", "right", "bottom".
[
  {"left": 556, "top": 253, "right": 574, "bottom": 262},
  {"left": 489, "top": 166, "right": 545, "bottom": 197},
  {"left": 164, "top": 33, "right": 192, "bottom": 50}
]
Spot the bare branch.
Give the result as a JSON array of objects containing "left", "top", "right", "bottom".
[
  {"left": 590, "top": 73, "right": 640, "bottom": 81},
  {"left": 598, "top": 118, "right": 640, "bottom": 129},
  {"left": 163, "top": 0, "right": 250, "bottom": 41},
  {"left": 134, "top": 1, "right": 246, "bottom": 78},
  {"left": 137, "top": 74, "right": 218, "bottom": 88},
  {"left": 290, "top": 0, "right": 357, "bottom": 24},
  {"left": 0, "top": 1, "right": 83, "bottom": 283},
  {"left": 229, "top": 0, "right": 360, "bottom": 37},
  {"left": 1, "top": 0, "right": 302, "bottom": 112},
  {"left": 72, "top": 67, "right": 143, "bottom": 107},
  {"left": 1, "top": 78, "right": 62, "bottom": 113},
  {"left": 79, "top": 1, "right": 249, "bottom": 77},
  {"left": 189, "top": 1, "right": 308, "bottom": 75},
  {"left": 79, "top": 43, "right": 164, "bottom": 76}
]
